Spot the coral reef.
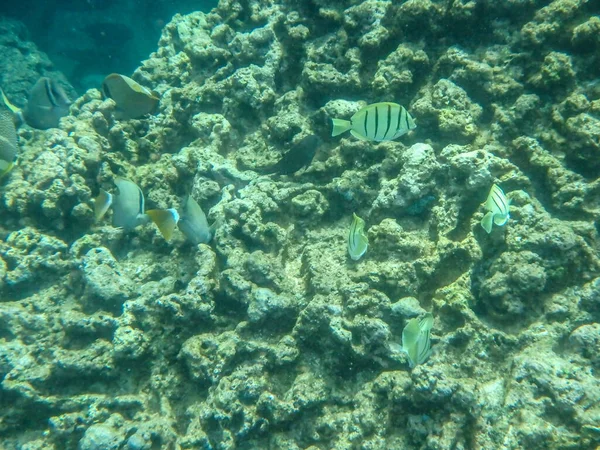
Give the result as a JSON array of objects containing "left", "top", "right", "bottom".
[{"left": 1, "top": 0, "right": 599, "bottom": 449}]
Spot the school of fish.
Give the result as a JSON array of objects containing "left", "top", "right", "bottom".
[{"left": 0, "top": 67, "right": 518, "bottom": 370}]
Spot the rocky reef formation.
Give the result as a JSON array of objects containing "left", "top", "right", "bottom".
[{"left": 1, "top": 0, "right": 599, "bottom": 449}]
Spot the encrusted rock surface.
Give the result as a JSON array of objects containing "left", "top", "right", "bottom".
[{"left": 1, "top": 0, "right": 599, "bottom": 449}]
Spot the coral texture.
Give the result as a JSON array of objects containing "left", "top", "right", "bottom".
[{"left": 1, "top": 0, "right": 599, "bottom": 449}]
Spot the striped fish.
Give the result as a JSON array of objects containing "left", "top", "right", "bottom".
[
  {"left": 94, "top": 178, "right": 150, "bottom": 230},
  {"left": 23, "top": 77, "right": 71, "bottom": 130},
  {"left": 348, "top": 213, "right": 368, "bottom": 260},
  {"left": 481, "top": 184, "right": 510, "bottom": 233},
  {"left": 331, "top": 102, "right": 416, "bottom": 141},
  {"left": 402, "top": 313, "right": 433, "bottom": 368}
]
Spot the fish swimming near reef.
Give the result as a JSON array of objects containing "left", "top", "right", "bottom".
[
  {"left": 348, "top": 213, "right": 368, "bottom": 260},
  {"left": 270, "top": 134, "right": 321, "bottom": 175},
  {"left": 0, "top": 105, "right": 18, "bottom": 177},
  {"left": 95, "top": 177, "right": 149, "bottom": 230},
  {"left": 402, "top": 313, "right": 433, "bottom": 368},
  {"left": 23, "top": 77, "right": 71, "bottom": 130},
  {"left": 147, "top": 196, "right": 216, "bottom": 244},
  {"left": 95, "top": 179, "right": 218, "bottom": 242},
  {"left": 177, "top": 196, "right": 214, "bottom": 244},
  {"left": 481, "top": 184, "right": 510, "bottom": 233},
  {"left": 102, "top": 73, "right": 159, "bottom": 119},
  {"left": 331, "top": 102, "right": 416, "bottom": 141}
]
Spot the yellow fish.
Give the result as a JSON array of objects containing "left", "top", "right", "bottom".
[{"left": 145, "top": 208, "right": 180, "bottom": 241}]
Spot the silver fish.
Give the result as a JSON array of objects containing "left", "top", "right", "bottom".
[
  {"left": 94, "top": 178, "right": 149, "bottom": 230},
  {"left": 177, "top": 196, "right": 212, "bottom": 245},
  {"left": 332, "top": 102, "right": 416, "bottom": 141}
]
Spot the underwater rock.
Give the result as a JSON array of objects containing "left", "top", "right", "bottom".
[
  {"left": 436, "top": 46, "right": 524, "bottom": 102},
  {"left": 2, "top": 1, "right": 600, "bottom": 449},
  {"left": 290, "top": 189, "right": 328, "bottom": 220},
  {"left": 413, "top": 78, "right": 483, "bottom": 142},
  {"left": 572, "top": 15, "right": 600, "bottom": 49},
  {"left": 81, "top": 247, "right": 135, "bottom": 312},
  {"left": 532, "top": 51, "right": 576, "bottom": 89},
  {"left": 569, "top": 323, "right": 600, "bottom": 366},
  {"left": 371, "top": 143, "right": 440, "bottom": 215},
  {"left": 520, "top": 0, "right": 587, "bottom": 48},
  {"left": 1, "top": 129, "right": 96, "bottom": 231},
  {"left": 372, "top": 44, "right": 429, "bottom": 96},
  {"left": 344, "top": 0, "right": 391, "bottom": 48},
  {"left": 0, "top": 18, "right": 76, "bottom": 107},
  {"left": 0, "top": 227, "right": 69, "bottom": 289},
  {"left": 390, "top": 296, "right": 427, "bottom": 319},
  {"left": 79, "top": 416, "right": 126, "bottom": 450},
  {"left": 180, "top": 331, "right": 239, "bottom": 385},
  {"left": 247, "top": 287, "right": 295, "bottom": 325},
  {"left": 112, "top": 325, "right": 148, "bottom": 360}
]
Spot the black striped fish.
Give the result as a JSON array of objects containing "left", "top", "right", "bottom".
[
  {"left": 331, "top": 102, "right": 416, "bottom": 141},
  {"left": 348, "top": 213, "right": 368, "bottom": 260},
  {"left": 94, "top": 177, "right": 149, "bottom": 230},
  {"left": 23, "top": 77, "right": 71, "bottom": 130},
  {"left": 481, "top": 184, "right": 510, "bottom": 233},
  {"left": 402, "top": 313, "right": 433, "bottom": 368}
]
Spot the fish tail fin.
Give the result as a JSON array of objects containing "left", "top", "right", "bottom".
[
  {"left": 0, "top": 160, "right": 14, "bottom": 179},
  {"left": 94, "top": 189, "right": 113, "bottom": 222},
  {"left": 493, "top": 214, "right": 509, "bottom": 226},
  {"left": 331, "top": 118, "right": 351, "bottom": 137},
  {"left": 480, "top": 212, "right": 494, "bottom": 233},
  {"left": 147, "top": 208, "right": 180, "bottom": 241}
]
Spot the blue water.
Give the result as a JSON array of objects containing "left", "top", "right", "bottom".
[{"left": 0, "top": 0, "right": 218, "bottom": 92}]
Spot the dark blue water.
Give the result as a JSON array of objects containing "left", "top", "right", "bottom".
[{"left": 0, "top": 0, "right": 218, "bottom": 92}]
